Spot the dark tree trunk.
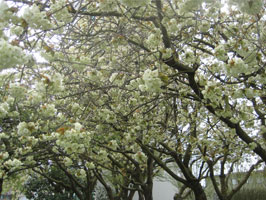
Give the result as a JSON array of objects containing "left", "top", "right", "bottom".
[
  {"left": 138, "top": 190, "right": 145, "bottom": 200},
  {"left": 143, "top": 191, "right": 153, "bottom": 200},
  {"left": 83, "top": 183, "right": 96, "bottom": 200},
  {"left": 192, "top": 183, "right": 207, "bottom": 200},
  {"left": 142, "top": 156, "right": 154, "bottom": 200},
  {"left": 0, "top": 178, "right": 3, "bottom": 196},
  {"left": 128, "top": 190, "right": 136, "bottom": 200},
  {"left": 105, "top": 186, "right": 114, "bottom": 200},
  {"left": 142, "top": 184, "right": 153, "bottom": 200},
  {"left": 84, "top": 191, "right": 93, "bottom": 200}
]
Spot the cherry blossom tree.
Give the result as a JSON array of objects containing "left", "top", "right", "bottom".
[{"left": 0, "top": 0, "right": 265, "bottom": 199}]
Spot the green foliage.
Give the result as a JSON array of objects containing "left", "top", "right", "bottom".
[
  {"left": 232, "top": 188, "right": 266, "bottom": 200},
  {"left": 24, "top": 168, "right": 74, "bottom": 200}
]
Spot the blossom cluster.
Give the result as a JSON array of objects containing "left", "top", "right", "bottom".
[
  {"left": 17, "top": 122, "right": 37, "bottom": 136},
  {"left": 50, "top": 0, "right": 72, "bottom": 24},
  {"left": 9, "top": 83, "right": 27, "bottom": 100},
  {"left": 0, "top": 102, "right": 9, "bottom": 118},
  {"left": 139, "top": 69, "right": 163, "bottom": 93},
  {"left": 0, "top": 1, "right": 14, "bottom": 30},
  {"left": 39, "top": 103, "right": 57, "bottom": 118},
  {"left": 134, "top": 151, "right": 146, "bottom": 163},
  {"left": 0, "top": 152, "right": 9, "bottom": 161},
  {"left": 178, "top": 0, "right": 203, "bottom": 14},
  {"left": 50, "top": 73, "right": 65, "bottom": 92},
  {"left": 120, "top": 0, "right": 151, "bottom": 8},
  {"left": 23, "top": 4, "right": 53, "bottom": 30},
  {"left": 229, "top": 0, "right": 263, "bottom": 15},
  {"left": 214, "top": 44, "right": 228, "bottom": 61},
  {"left": 0, "top": 39, "right": 28, "bottom": 70},
  {"left": 5, "top": 158, "right": 22, "bottom": 168},
  {"left": 146, "top": 30, "right": 162, "bottom": 49},
  {"left": 202, "top": 82, "right": 224, "bottom": 107},
  {"left": 55, "top": 123, "right": 92, "bottom": 155},
  {"left": 99, "top": 108, "right": 117, "bottom": 123},
  {"left": 225, "top": 57, "right": 249, "bottom": 77}
]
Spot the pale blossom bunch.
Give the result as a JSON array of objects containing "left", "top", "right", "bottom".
[
  {"left": 146, "top": 31, "right": 162, "bottom": 49},
  {"left": 167, "top": 18, "right": 180, "bottom": 33},
  {"left": 63, "top": 157, "right": 73, "bottom": 166},
  {"left": 161, "top": 48, "right": 172, "bottom": 59},
  {"left": 134, "top": 151, "right": 146, "bottom": 163},
  {"left": 56, "top": 139, "right": 86, "bottom": 154},
  {"left": 98, "top": 0, "right": 118, "bottom": 11},
  {"left": 0, "top": 39, "right": 28, "bottom": 70},
  {"left": 0, "top": 152, "right": 9, "bottom": 160},
  {"left": 127, "top": 78, "right": 141, "bottom": 90},
  {"left": 199, "top": 20, "right": 211, "bottom": 33},
  {"left": 98, "top": 150, "right": 108, "bottom": 158},
  {"left": 202, "top": 82, "right": 223, "bottom": 105},
  {"left": 109, "top": 72, "right": 125, "bottom": 86},
  {"left": 0, "top": 1, "right": 9, "bottom": 18},
  {"left": 229, "top": 0, "right": 263, "bottom": 15},
  {"left": 39, "top": 103, "right": 57, "bottom": 118},
  {"left": 214, "top": 44, "right": 228, "bottom": 61},
  {"left": 87, "top": 70, "right": 104, "bottom": 81},
  {"left": 50, "top": 0, "right": 72, "bottom": 24},
  {"left": 139, "top": 69, "right": 163, "bottom": 93},
  {"left": 24, "top": 156, "right": 36, "bottom": 165},
  {"left": 0, "top": 132, "right": 9, "bottom": 139},
  {"left": 74, "top": 122, "right": 83, "bottom": 132},
  {"left": 226, "top": 57, "right": 249, "bottom": 76},
  {"left": 55, "top": 126, "right": 91, "bottom": 154},
  {"left": 181, "top": 50, "right": 197, "bottom": 63},
  {"left": 77, "top": 169, "right": 86, "bottom": 177},
  {"left": 51, "top": 73, "right": 65, "bottom": 92},
  {"left": 99, "top": 108, "right": 117, "bottom": 123},
  {"left": 28, "top": 90, "right": 44, "bottom": 104},
  {"left": 5, "top": 158, "right": 22, "bottom": 168},
  {"left": 10, "top": 26, "right": 24, "bottom": 36},
  {"left": 85, "top": 162, "right": 95, "bottom": 169},
  {"left": 0, "top": 0, "right": 13, "bottom": 26},
  {"left": 178, "top": 0, "right": 203, "bottom": 14},
  {"left": 17, "top": 122, "right": 31, "bottom": 136},
  {"left": 0, "top": 102, "right": 9, "bottom": 118},
  {"left": 109, "top": 140, "right": 118, "bottom": 149},
  {"left": 109, "top": 72, "right": 118, "bottom": 82},
  {"left": 120, "top": 0, "right": 151, "bottom": 7},
  {"left": 23, "top": 4, "right": 53, "bottom": 30},
  {"left": 9, "top": 83, "right": 27, "bottom": 99}
]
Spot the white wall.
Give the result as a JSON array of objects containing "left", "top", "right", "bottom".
[{"left": 133, "top": 179, "right": 177, "bottom": 200}]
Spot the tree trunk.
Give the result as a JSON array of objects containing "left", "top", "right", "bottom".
[
  {"left": 143, "top": 191, "right": 153, "bottom": 200},
  {"left": 142, "top": 184, "right": 153, "bottom": 200},
  {"left": 143, "top": 156, "right": 154, "bottom": 200},
  {"left": 83, "top": 190, "right": 93, "bottom": 200},
  {"left": 138, "top": 190, "right": 144, "bottom": 200},
  {"left": 191, "top": 183, "right": 207, "bottom": 200},
  {"left": 84, "top": 192, "right": 93, "bottom": 200},
  {"left": 128, "top": 190, "right": 136, "bottom": 200},
  {"left": 0, "top": 178, "right": 3, "bottom": 196},
  {"left": 105, "top": 186, "right": 114, "bottom": 200},
  {"left": 83, "top": 184, "right": 95, "bottom": 200}
]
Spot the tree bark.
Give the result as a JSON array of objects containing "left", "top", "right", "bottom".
[
  {"left": 128, "top": 190, "right": 135, "bottom": 200},
  {"left": 142, "top": 156, "right": 154, "bottom": 200},
  {"left": 0, "top": 178, "right": 3, "bottom": 196},
  {"left": 142, "top": 185, "right": 153, "bottom": 200},
  {"left": 191, "top": 183, "right": 208, "bottom": 200},
  {"left": 138, "top": 190, "right": 144, "bottom": 200}
]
